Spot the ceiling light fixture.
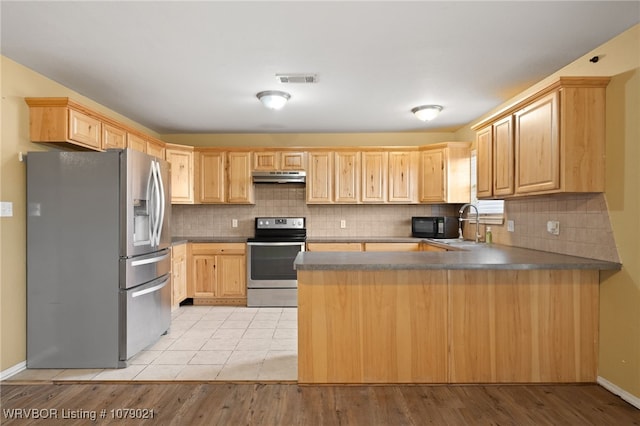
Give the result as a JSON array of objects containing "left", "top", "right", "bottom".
[
  {"left": 257, "top": 90, "right": 291, "bottom": 110},
  {"left": 411, "top": 105, "right": 443, "bottom": 122}
]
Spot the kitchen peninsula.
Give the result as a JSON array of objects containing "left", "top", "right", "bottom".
[{"left": 294, "top": 243, "right": 620, "bottom": 384}]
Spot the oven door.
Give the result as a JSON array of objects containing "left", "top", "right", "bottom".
[{"left": 247, "top": 241, "right": 305, "bottom": 288}]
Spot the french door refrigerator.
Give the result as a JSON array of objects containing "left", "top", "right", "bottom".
[{"left": 27, "top": 149, "right": 171, "bottom": 368}]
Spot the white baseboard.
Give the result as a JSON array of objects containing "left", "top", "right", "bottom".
[
  {"left": 598, "top": 376, "right": 640, "bottom": 410},
  {"left": 0, "top": 361, "right": 26, "bottom": 381}
]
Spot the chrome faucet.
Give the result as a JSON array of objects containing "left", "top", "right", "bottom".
[{"left": 459, "top": 203, "right": 481, "bottom": 243}]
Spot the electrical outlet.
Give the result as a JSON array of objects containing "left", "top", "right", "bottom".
[
  {"left": 547, "top": 220, "right": 560, "bottom": 235},
  {"left": 0, "top": 201, "right": 13, "bottom": 217},
  {"left": 232, "top": 219, "right": 238, "bottom": 228},
  {"left": 340, "top": 219, "right": 346, "bottom": 229},
  {"left": 507, "top": 220, "right": 515, "bottom": 232}
]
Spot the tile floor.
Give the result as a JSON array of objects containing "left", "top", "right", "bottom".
[{"left": 7, "top": 306, "right": 298, "bottom": 382}]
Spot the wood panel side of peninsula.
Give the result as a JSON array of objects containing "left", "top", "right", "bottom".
[{"left": 297, "top": 268, "right": 599, "bottom": 384}]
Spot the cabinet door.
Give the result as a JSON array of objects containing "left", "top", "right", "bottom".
[
  {"left": 388, "top": 151, "right": 418, "bottom": 203},
  {"left": 281, "top": 152, "right": 306, "bottom": 170},
  {"left": 217, "top": 254, "right": 246, "bottom": 298},
  {"left": 364, "top": 242, "right": 421, "bottom": 252},
  {"left": 199, "top": 151, "right": 225, "bottom": 203},
  {"left": 419, "top": 149, "right": 446, "bottom": 203},
  {"left": 361, "top": 151, "right": 387, "bottom": 203},
  {"left": 68, "top": 109, "right": 101, "bottom": 149},
  {"left": 307, "top": 151, "right": 333, "bottom": 203},
  {"left": 476, "top": 126, "right": 493, "bottom": 199},
  {"left": 515, "top": 91, "right": 560, "bottom": 194},
  {"left": 166, "top": 148, "right": 194, "bottom": 204},
  {"left": 102, "top": 123, "right": 126, "bottom": 150},
  {"left": 253, "top": 151, "right": 278, "bottom": 171},
  {"left": 493, "top": 116, "right": 515, "bottom": 196},
  {"left": 306, "top": 242, "right": 363, "bottom": 252},
  {"left": 171, "top": 244, "right": 188, "bottom": 307},
  {"left": 334, "top": 151, "right": 360, "bottom": 203},
  {"left": 127, "top": 133, "right": 147, "bottom": 153},
  {"left": 192, "top": 254, "right": 216, "bottom": 298},
  {"left": 146, "top": 139, "right": 166, "bottom": 160},
  {"left": 227, "top": 152, "right": 254, "bottom": 204}
]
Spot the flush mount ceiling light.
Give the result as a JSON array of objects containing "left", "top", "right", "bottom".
[
  {"left": 411, "top": 105, "right": 443, "bottom": 122},
  {"left": 257, "top": 90, "right": 291, "bottom": 110}
]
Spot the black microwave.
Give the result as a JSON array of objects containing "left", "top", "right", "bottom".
[{"left": 411, "top": 216, "right": 459, "bottom": 239}]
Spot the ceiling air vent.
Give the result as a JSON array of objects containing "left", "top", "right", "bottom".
[{"left": 276, "top": 74, "right": 318, "bottom": 84}]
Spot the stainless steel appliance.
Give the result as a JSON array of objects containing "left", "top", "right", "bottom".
[
  {"left": 26, "top": 149, "right": 171, "bottom": 368},
  {"left": 411, "top": 216, "right": 459, "bottom": 239},
  {"left": 247, "top": 217, "right": 305, "bottom": 307},
  {"left": 252, "top": 170, "right": 306, "bottom": 184}
]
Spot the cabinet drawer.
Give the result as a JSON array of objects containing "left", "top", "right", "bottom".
[
  {"left": 190, "top": 243, "right": 246, "bottom": 255},
  {"left": 306, "top": 242, "right": 363, "bottom": 252},
  {"left": 68, "top": 109, "right": 101, "bottom": 149},
  {"left": 364, "top": 242, "right": 421, "bottom": 252}
]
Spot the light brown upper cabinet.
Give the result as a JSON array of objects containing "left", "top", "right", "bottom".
[
  {"left": 165, "top": 144, "right": 195, "bottom": 204},
  {"left": 307, "top": 151, "right": 334, "bottom": 203},
  {"left": 419, "top": 142, "right": 471, "bottom": 204},
  {"left": 26, "top": 98, "right": 102, "bottom": 151},
  {"left": 146, "top": 138, "right": 166, "bottom": 160},
  {"left": 25, "top": 98, "right": 171, "bottom": 157},
  {"left": 197, "top": 150, "right": 254, "bottom": 204},
  {"left": 361, "top": 151, "right": 388, "bottom": 203},
  {"left": 127, "top": 133, "right": 147, "bottom": 153},
  {"left": 472, "top": 77, "right": 609, "bottom": 198},
  {"left": 388, "top": 151, "right": 419, "bottom": 203},
  {"left": 334, "top": 151, "right": 360, "bottom": 203},
  {"left": 253, "top": 151, "right": 306, "bottom": 171},
  {"left": 198, "top": 151, "right": 226, "bottom": 203},
  {"left": 475, "top": 126, "right": 493, "bottom": 198},
  {"left": 492, "top": 116, "right": 515, "bottom": 197},
  {"left": 226, "top": 151, "right": 254, "bottom": 204},
  {"left": 102, "top": 123, "right": 127, "bottom": 150}
]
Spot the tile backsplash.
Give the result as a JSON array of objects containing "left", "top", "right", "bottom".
[
  {"left": 172, "top": 186, "right": 620, "bottom": 263},
  {"left": 172, "top": 184, "right": 457, "bottom": 238},
  {"left": 480, "top": 193, "right": 619, "bottom": 263}
]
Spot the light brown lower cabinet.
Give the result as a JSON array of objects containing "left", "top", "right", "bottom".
[
  {"left": 298, "top": 268, "right": 599, "bottom": 384},
  {"left": 171, "top": 243, "right": 188, "bottom": 309},
  {"left": 363, "top": 242, "right": 421, "bottom": 252},
  {"left": 306, "top": 242, "right": 363, "bottom": 252},
  {"left": 189, "top": 243, "right": 247, "bottom": 306}
]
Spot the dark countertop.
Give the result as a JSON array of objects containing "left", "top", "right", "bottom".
[
  {"left": 295, "top": 240, "right": 622, "bottom": 271},
  {"left": 172, "top": 236, "right": 248, "bottom": 245},
  {"left": 307, "top": 237, "right": 424, "bottom": 244}
]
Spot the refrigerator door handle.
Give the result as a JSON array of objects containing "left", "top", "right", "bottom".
[
  {"left": 149, "top": 160, "right": 161, "bottom": 247},
  {"left": 131, "top": 276, "right": 169, "bottom": 298},
  {"left": 155, "top": 160, "right": 166, "bottom": 245},
  {"left": 131, "top": 252, "right": 170, "bottom": 267},
  {"left": 147, "top": 161, "right": 157, "bottom": 247}
]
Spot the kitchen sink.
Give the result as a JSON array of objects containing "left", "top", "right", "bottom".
[{"left": 426, "top": 238, "right": 485, "bottom": 249}]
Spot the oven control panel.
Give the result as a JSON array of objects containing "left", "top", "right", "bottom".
[{"left": 256, "top": 217, "right": 305, "bottom": 229}]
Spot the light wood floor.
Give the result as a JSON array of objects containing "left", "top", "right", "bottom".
[{"left": 1, "top": 383, "right": 638, "bottom": 425}]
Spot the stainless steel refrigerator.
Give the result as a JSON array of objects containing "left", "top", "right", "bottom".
[{"left": 27, "top": 149, "right": 171, "bottom": 368}]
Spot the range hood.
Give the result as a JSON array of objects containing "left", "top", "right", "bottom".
[{"left": 252, "top": 170, "right": 306, "bottom": 184}]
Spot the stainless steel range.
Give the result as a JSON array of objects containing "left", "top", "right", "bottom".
[{"left": 246, "top": 217, "right": 306, "bottom": 307}]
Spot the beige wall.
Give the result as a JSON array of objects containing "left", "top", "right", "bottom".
[
  {"left": 0, "top": 57, "right": 161, "bottom": 371},
  {"left": 455, "top": 25, "right": 640, "bottom": 398},
  {"left": 1, "top": 23, "right": 639, "bottom": 400}
]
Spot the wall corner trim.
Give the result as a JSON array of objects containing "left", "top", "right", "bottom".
[
  {"left": 0, "top": 361, "right": 27, "bottom": 381},
  {"left": 597, "top": 376, "right": 640, "bottom": 410}
]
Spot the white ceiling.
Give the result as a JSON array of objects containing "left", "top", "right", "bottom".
[{"left": 2, "top": 1, "right": 638, "bottom": 134}]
